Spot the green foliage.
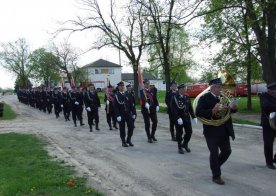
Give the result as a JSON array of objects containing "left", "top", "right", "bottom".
[
  {"left": 0, "top": 133, "right": 102, "bottom": 196},
  {"left": 0, "top": 102, "right": 16, "bottom": 120},
  {"left": 147, "top": 22, "right": 194, "bottom": 83},
  {"left": 200, "top": 0, "right": 262, "bottom": 82},
  {"left": 28, "top": 48, "right": 61, "bottom": 87}
]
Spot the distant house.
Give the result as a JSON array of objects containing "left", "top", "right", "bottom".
[
  {"left": 82, "top": 59, "right": 122, "bottom": 89},
  {"left": 122, "top": 73, "right": 166, "bottom": 90}
]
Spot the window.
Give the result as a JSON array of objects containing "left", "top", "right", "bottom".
[
  {"left": 95, "top": 69, "right": 100, "bottom": 74},
  {"left": 108, "top": 69, "right": 114, "bottom": 74}
]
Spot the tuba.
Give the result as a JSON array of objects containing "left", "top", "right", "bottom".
[
  {"left": 269, "top": 112, "right": 276, "bottom": 130},
  {"left": 193, "top": 69, "right": 236, "bottom": 126}
]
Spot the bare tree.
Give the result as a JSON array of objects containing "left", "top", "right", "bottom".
[
  {"left": 0, "top": 38, "right": 32, "bottom": 88},
  {"left": 136, "top": 0, "right": 203, "bottom": 91},
  {"left": 56, "top": 0, "right": 148, "bottom": 102},
  {"left": 51, "top": 40, "right": 80, "bottom": 87}
]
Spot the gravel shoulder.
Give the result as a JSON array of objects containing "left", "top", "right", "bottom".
[{"left": 0, "top": 95, "right": 275, "bottom": 196}]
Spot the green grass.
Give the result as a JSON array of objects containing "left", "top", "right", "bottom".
[
  {"left": 232, "top": 118, "right": 260, "bottom": 126},
  {"left": 0, "top": 133, "right": 102, "bottom": 196},
  {"left": 0, "top": 102, "right": 16, "bottom": 120}
]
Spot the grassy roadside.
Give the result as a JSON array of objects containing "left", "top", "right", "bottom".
[
  {"left": 0, "top": 133, "right": 102, "bottom": 196},
  {"left": 0, "top": 102, "right": 16, "bottom": 120}
]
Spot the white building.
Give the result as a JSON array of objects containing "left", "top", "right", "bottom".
[
  {"left": 82, "top": 59, "right": 122, "bottom": 89},
  {"left": 122, "top": 73, "right": 166, "bottom": 90}
]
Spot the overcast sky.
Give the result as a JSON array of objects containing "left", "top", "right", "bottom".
[{"left": 0, "top": 0, "right": 212, "bottom": 89}]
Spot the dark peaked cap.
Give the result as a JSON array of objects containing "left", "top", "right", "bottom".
[
  {"left": 209, "top": 78, "right": 222, "bottom": 86},
  {"left": 267, "top": 83, "right": 276, "bottom": 91},
  {"left": 143, "top": 78, "right": 150, "bottom": 84},
  {"left": 117, "top": 81, "right": 124, "bottom": 86},
  {"left": 177, "top": 84, "right": 186, "bottom": 90}
]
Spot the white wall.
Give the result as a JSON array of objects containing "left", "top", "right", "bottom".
[
  {"left": 86, "top": 67, "right": 122, "bottom": 88},
  {"left": 150, "top": 80, "right": 166, "bottom": 90}
]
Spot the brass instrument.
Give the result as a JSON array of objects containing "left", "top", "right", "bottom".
[
  {"left": 269, "top": 112, "right": 276, "bottom": 130},
  {"left": 193, "top": 69, "right": 236, "bottom": 126}
]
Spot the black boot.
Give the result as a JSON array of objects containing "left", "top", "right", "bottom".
[
  {"left": 182, "top": 142, "right": 191, "bottom": 152},
  {"left": 151, "top": 136, "right": 157, "bottom": 142},
  {"left": 89, "top": 124, "right": 93, "bottom": 132},
  {"left": 113, "top": 124, "right": 118, "bottom": 129},
  {"left": 122, "top": 142, "right": 128, "bottom": 147},
  {"left": 178, "top": 148, "right": 184, "bottom": 154},
  {"left": 108, "top": 123, "right": 113, "bottom": 130},
  {"left": 148, "top": 138, "right": 153, "bottom": 143},
  {"left": 126, "top": 138, "right": 134, "bottom": 147},
  {"left": 80, "top": 120, "right": 85, "bottom": 126},
  {"left": 96, "top": 123, "right": 100, "bottom": 131}
]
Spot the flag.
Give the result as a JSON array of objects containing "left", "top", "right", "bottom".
[
  {"left": 70, "top": 76, "right": 75, "bottom": 87},
  {"left": 137, "top": 65, "right": 143, "bottom": 106}
]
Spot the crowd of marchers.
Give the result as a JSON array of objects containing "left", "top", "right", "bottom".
[{"left": 16, "top": 78, "right": 276, "bottom": 185}]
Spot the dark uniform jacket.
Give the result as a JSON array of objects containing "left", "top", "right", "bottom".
[
  {"left": 260, "top": 92, "right": 276, "bottom": 129},
  {"left": 104, "top": 93, "right": 115, "bottom": 112},
  {"left": 83, "top": 91, "right": 101, "bottom": 111},
  {"left": 114, "top": 92, "right": 136, "bottom": 120},
  {"left": 195, "top": 92, "right": 236, "bottom": 140},
  {"left": 140, "top": 88, "right": 159, "bottom": 114},
  {"left": 125, "top": 90, "right": 136, "bottom": 107},
  {"left": 69, "top": 91, "right": 84, "bottom": 109},
  {"left": 52, "top": 92, "right": 62, "bottom": 105},
  {"left": 170, "top": 93, "right": 195, "bottom": 124},
  {"left": 165, "top": 90, "right": 177, "bottom": 113}
]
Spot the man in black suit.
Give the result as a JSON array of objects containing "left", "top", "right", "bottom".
[
  {"left": 83, "top": 84, "right": 101, "bottom": 132},
  {"left": 196, "top": 78, "right": 237, "bottom": 185},
  {"left": 165, "top": 81, "right": 178, "bottom": 141},
  {"left": 113, "top": 81, "right": 136, "bottom": 147},
  {"left": 140, "top": 79, "right": 159, "bottom": 143},
  {"left": 260, "top": 83, "right": 276, "bottom": 169},
  {"left": 170, "top": 84, "right": 197, "bottom": 154},
  {"left": 104, "top": 85, "right": 117, "bottom": 130},
  {"left": 69, "top": 86, "right": 85, "bottom": 127}
]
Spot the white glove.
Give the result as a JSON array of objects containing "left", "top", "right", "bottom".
[
  {"left": 145, "top": 102, "right": 150, "bottom": 109},
  {"left": 106, "top": 100, "right": 110, "bottom": 105},
  {"left": 156, "top": 106, "right": 159, "bottom": 112},
  {"left": 117, "top": 116, "right": 121, "bottom": 122},
  {"left": 52, "top": 104, "right": 54, "bottom": 106},
  {"left": 86, "top": 107, "right": 91, "bottom": 112},
  {"left": 61, "top": 104, "right": 63, "bottom": 108},
  {"left": 177, "top": 118, "right": 183, "bottom": 125},
  {"left": 192, "top": 118, "right": 198, "bottom": 125},
  {"left": 75, "top": 101, "right": 79, "bottom": 105},
  {"left": 132, "top": 115, "right": 136, "bottom": 119}
]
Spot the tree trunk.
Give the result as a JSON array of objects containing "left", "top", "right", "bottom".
[
  {"left": 133, "top": 62, "right": 139, "bottom": 105},
  {"left": 246, "top": 52, "right": 252, "bottom": 111},
  {"left": 164, "top": 61, "right": 171, "bottom": 92}
]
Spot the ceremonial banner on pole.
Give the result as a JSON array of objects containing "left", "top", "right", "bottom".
[{"left": 106, "top": 78, "right": 110, "bottom": 114}]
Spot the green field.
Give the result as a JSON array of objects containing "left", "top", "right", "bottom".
[
  {"left": 0, "top": 102, "right": 16, "bottom": 120},
  {"left": 0, "top": 133, "right": 102, "bottom": 196}
]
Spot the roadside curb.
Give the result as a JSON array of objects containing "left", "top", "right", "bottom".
[{"left": 233, "top": 123, "right": 262, "bottom": 130}]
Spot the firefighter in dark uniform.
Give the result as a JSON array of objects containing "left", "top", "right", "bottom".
[
  {"left": 170, "top": 84, "right": 197, "bottom": 154},
  {"left": 195, "top": 78, "right": 237, "bottom": 185},
  {"left": 83, "top": 84, "right": 101, "bottom": 132},
  {"left": 104, "top": 85, "right": 117, "bottom": 130},
  {"left": 140, "top": 79, "right": 159, "bottom": 143},
  {"left": 52, "top": 87, "right": 62, "bottom": 118},
  {"left": 125, "top": 84, "right": 136, "bottom": 127},
  {"left": 69, "top": 86, "right": 85, "bottom": 127},
  {"left": 61, "top": 87, "right": 71, "bottom": 121},
  {"left": 46, "top": 87, "right": 53, "bottom": 114},
  {"left": 113, "top": 81, "right": 136, "bottom": 147},
  {"left": 165, "top": 81, "right": 178, "bottom": 141},
  {"left": 40, "top": 86, "right": 47, "bottom": 113},
  {"left": 260, "top": 83, "right": 276, "bottom": 169}
]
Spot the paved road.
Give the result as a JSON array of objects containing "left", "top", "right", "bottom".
[{"left": 0, "top": 95, "right": 275, "bottom": 196}]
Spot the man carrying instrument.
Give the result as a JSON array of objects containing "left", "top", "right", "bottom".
[
  {"left": 260, "top": 83, "right": 276, "bottom": 169},
  {"left": 195, "top": 78, "right": 237, "bottom": 185},
  {"left": 140, "top": 79, "right": 159, "bottom": 143},
  {"left": 170, "top": 84, "right": 197, "bottom": 154}
]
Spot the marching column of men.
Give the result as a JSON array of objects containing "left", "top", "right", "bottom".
[{"left": 17, "top": 77, "right": 276, "bottom": 186}]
